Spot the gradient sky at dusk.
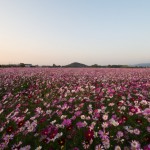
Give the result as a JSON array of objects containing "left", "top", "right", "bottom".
[{"left": 0, "top": 0, "right": 150, "bottom": 65}]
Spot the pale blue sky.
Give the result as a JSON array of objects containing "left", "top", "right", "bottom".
[{"left": 0, "top": 0, "right": 150, "bottom": 65}]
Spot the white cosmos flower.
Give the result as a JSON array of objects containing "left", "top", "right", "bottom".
[
  {"left": 109, "top": 118, "right": 119, "bottom": 126},
  {"left": 94, "top": 132, "right": 98, "bottom": 138},
  {"left": 61, "top": 115, "right": 67, "bottom": 119},
  {"left": 95, "top": 144, "right": 104, "bottom": 150},
  {"left": 27, "top": 125, "right": 34, "bottom": 132},
  {"left": 88, "top": 111, "right": 93, "bottom": 114},
  {"left": 114, "top": 146, "right": 121, "bottom": 150},
  {"left": 131, "top": 140, "right": 140, "bottom": 149},
  {"left": 46, "top": 110, "right": 52, "bottom": 114},
  {"left": 140, "top": 100, "right": 147, "bottom": 105},
  {"left": 35, "top": 146, "right": 42, "bottom": 150},
  {"left": 20, "top": 145, "right": 31, "bottom": 150},
  {"left": 0, "top": 109, "right": 4, "bottom": 114},
  {"left": 51, "top": 120, "right": 56, "bottom": 124},
  {"left": 81, "top": 115, "right": 85, "bottom": 119},
  {"left": 24, "top": 108, "right": 28, "bottom": 113}
]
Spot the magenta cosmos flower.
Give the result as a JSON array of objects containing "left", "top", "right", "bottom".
[
  {"left": 85, "top": 129, "right": 94, "bottom": 141},
  {"left": 129, "top": 106, "right": 138, "bottom": 113}
]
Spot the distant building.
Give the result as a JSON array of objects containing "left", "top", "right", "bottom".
[
  {"left": 19, "top": 63, "right": 32, "bottom": 67},
  {"left": 25, "top": 64, "right": 32, "bottom": 67}
]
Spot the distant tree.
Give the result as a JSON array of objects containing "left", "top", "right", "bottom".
[
  {"left": 52, "top": 64, "right": 61, "bottom": 68},
  {"left": 91, "top": 64, "right": 99, "bottom": 68},
  {"left": 53, "top": 64, "right": 56, "bottom": 67},
  {"left": 19, "top": 63, "right": 25, "bottom": 67}
]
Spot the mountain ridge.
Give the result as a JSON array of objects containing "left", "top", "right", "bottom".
[
  {"left": 63, "top": 62, "right": 88, "bottom": 68},
  {"left": 133, "top": 63, "right": 150, "bottom": 67}
]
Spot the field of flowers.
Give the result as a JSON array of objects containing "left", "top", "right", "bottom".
[{"left": 0, "top": 68, "right": 150, "bottom": 150}]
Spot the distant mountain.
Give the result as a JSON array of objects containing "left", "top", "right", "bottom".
[
  {"left": 133, "top": 63, "right": 150, "bottom": 67},
  {"left": 64, "top": 62, "right": 88, "bottom": 68}
]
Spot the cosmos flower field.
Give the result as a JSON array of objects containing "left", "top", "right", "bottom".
[{"left": 0, "top": 68, "right": 150, "bottom": 150}]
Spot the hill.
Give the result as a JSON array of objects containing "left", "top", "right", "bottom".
[
  {"left": 63, "top": 62, "right": 88, "bottom": 68},
  {"left": 134, "top": 63, "right": 150, "bottom": 67}
]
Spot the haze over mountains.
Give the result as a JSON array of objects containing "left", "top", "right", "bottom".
[
  {"left": 64, "top": 62, "right": 150, "bottom": 68},
  {"left": 133, "top": 63, "right": 150, "bottom": 67},
  {"left": 0, "top": 62, "right": 150, "bottom": 68},
  {"left": 63, "top": 62, "right": 150, "bottom": 68}
]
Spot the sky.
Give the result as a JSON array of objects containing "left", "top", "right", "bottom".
[{"left": 0, "top": 0, "right": 150, "bottom": 66}]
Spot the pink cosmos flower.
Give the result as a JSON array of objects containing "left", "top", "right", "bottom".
[
  {"left": 116, "top": 131, "right": 124, "bottom": 138},
  {"left": 75, "top": 111, "right": 82, "bottom": 116},
  {"left": 76, "top": 122, "right": 86, "bottom": 128},
  {"left": 133, "top": 128, "right": 140, "bottom": 135},
  {"left": 62, "top": 119, "right": 71, "bottom": 126},
  {"left": 147, "top": 127, "right": 150, "bottom": 132},
  {"left": 102, "top": 114, "right": 108, "bottom": 120},
  {"left": 143, "top": 108, "right": 150, "bottom": 116},
  {"left": 98, "top": 130, "right": 109, "bottom": 140},
  {"left": 130, "top": 140, "right": 140, "bottom": 150}
]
